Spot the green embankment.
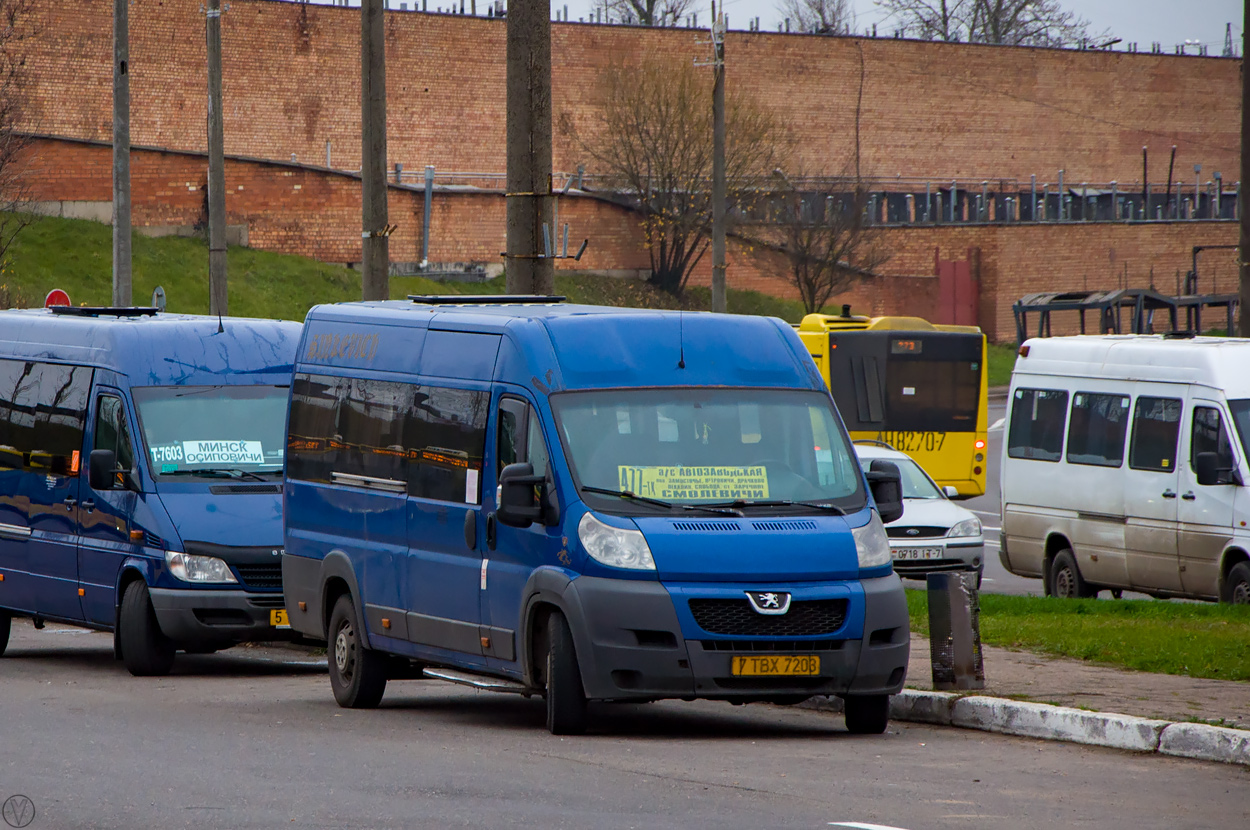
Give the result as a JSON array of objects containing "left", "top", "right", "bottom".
[
  {"left": 907, "top": 589, "right": 1250, "bottom": 681},
  {"left": 0, "top": 213, "right": 818, "bottom": 322}
]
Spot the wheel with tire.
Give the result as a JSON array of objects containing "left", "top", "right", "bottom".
[
  {"left": 1047, "top": 549, "right": 1095, "bottom": 599},
  {"left": 545, "top": 611, "right": 588, "bottom": 735},
  {"left": 328, "top": 595, "right": 387, "bottom": 708},
  {"left": 843, "top": 694, "right": 890, "bottom": 734},
  {"left": 1222, "top": 562, "right": 1250, "bottom": 605},
  {"left": 120, "top": 581, "right": 176, "bottom": 676},
  {"left": 0, "top": 610, "right": 10, "bottom": 657}
]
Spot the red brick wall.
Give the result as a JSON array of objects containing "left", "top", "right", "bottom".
[{"left": 19, "top": 0, "right": 1240, "bottom": 185}]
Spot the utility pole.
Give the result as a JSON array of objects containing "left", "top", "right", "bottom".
[
  {"left": 710, "top": 5, "right": 726, "bottom": 313},
  {"left": 505, "top": 0, "right": 554, "bottom": 295},
  {"left": 1241, "top": 0, "right": 1250, "bottom": 335},
  {"left": 206, "top": 0, "right": 227, "bottom": 316},
  {"left": 361, "top": 0, "right": 390, "bottom": 301},
  {"left": 112, "top": 0, "right": 131, "bottom": 307}
]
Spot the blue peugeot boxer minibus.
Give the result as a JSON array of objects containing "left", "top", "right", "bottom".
[
  {"left": 282, "top": 297, "right": 908, "bottom": 734},
  {"left": 0, "top": 306, "right": 301, "bottom": 675}
]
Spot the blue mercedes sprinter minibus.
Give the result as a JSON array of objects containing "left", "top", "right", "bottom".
[
  {"left": 283, "top": 297, "right": 909, "bottom": 734},
  {"left": 0, "top": 306, "right": 301, "bottom": 675}
]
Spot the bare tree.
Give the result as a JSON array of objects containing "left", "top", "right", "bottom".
[
  {"left": 563, "top": 54, "right": 777, "bottom": 296},
  {"left": 743, "top": 170, "right": 890, "bottom": 314},
  {"left": 876, "top": 0, "right": 1109, "bottom": 46},
  {"left": 592, "top": 0, "right": 694, "bottom": 26},
  {"left": 776, "top": 0, "right": 854, "bottom": 35},
  {"left": 0, "top": 0, "right": 33, "bottom": 274}
]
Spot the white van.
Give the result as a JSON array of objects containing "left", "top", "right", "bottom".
[{"left": 1000, "top": 335, "right": 1250, "bottom": 604}]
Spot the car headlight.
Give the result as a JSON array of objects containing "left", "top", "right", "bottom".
[
  {"left": 947, "top": 517, "right": 982, "bottom": 538},
  {"left": 852, "top": 512, "right": 892, "bottom": 569},
  {"left": 165, "top": 550, "right": 238, "bottom": 584},
  {"left": 578, "top": 512, "right": 655, "bottom": 571}
]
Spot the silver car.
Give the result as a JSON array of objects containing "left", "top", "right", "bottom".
[{"left": 855, "top": 443, "right": 985, "bottom": 585}]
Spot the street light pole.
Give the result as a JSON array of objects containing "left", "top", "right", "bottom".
[
  {"left": 710, "top": 7, "right": 726, "bottom": 313},
  {"left": 206, "top": 0, "right": 227, "bottom": 316}
]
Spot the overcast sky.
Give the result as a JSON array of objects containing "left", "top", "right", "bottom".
[{"left": 540, "top": 0, "right": 1243, "bottom": 54}]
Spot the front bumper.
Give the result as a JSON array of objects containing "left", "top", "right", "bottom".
[
  {"left": 149, "top": 588, "right": 295, "bottom": 646},
  {"left": 564, "top": 574, "right": 909, "bottom": 702},
  {"left": 889, "top": 540, "right": 984, "bottom": 579}
]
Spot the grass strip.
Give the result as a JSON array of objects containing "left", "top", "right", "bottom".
[{"left": 906, "top": 588, "right": 1250, "bottom": 682}]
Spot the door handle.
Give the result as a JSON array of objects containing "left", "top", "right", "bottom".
[
  {"left": 1161, "top": 490, "right": 1176, "bottom": 499},
  {"left": 62, "top": 497, "right": 77, "bottom": 508},
  {"left": 81, "top": 499, "right": 96, "bottom": 512},
  {"left": 1181, "top": 491, "right": 1196, "bottom": 501},
  {"left": 486, "top": 513, "right": 498, "bottom": 551}
]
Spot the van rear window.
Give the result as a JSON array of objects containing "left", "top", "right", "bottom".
[{"left": 1007, "top": 388, "right": 1068, "bottom": 462}]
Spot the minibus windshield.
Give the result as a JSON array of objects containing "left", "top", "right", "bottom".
[
  {"left": 552, "top": 388, "right": 864, "bottom": 510},
  {"left": 133, "top": 385, "right": 289, "bottom": 478},
  {"left": 1230, "top": 400, "right": 1250, "bottom": 460}
]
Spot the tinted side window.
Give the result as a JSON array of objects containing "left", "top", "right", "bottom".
[
  {"left": 287, "top": 373, "right": 348, "bottom": 483},
  {"left": 1066, "top": 392, "right": 1129, "bottom": 467},
  {"left": 95, "top": 395, "right": 136, "bottom": 473},
  {"left": 0, "top": 362, "right": 92, "bottom": 476},
  {"left": 338, "top": 378, "right": 410, "bottom": 482},
  {"left": 0, "top": 358, "right": 35, "bottom": 469},
  {"left": 1007, "top": 388, "right": 1068, "bottom": 461},
  {"left": 1191, "top": 407, "right": 1234, "bottom": 472},
  {"left": 409, "top": 386, "right": 489, "bottom": 504},
  {"left": 1129, "top": 396, "right": 1181, "bottom": 472}
]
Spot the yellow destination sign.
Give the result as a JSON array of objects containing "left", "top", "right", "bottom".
[{"left": 617, "top": 465, "right": 770, "bottom": 500}]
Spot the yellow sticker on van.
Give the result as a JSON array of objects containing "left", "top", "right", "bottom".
[{"left": 617, "top": 466, "right": 770, "bottom": 500}]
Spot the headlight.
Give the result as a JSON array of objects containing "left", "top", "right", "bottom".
[
  {"left": 947, "top": 517, "right": 982, "bottom": 538},
  {"left": 852, "top": 513, "right": 892, "bottom": 569},
  {"left": 165, "top": 550, "right": 238, "bottom": 584},
  {"left": 578, "top": 512, "right": 655, "bottom": 571}
]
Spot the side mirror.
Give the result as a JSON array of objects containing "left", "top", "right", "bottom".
[
  {"left": 497, "top": 462, "right": 544, "bottom": 528},
  {"left": 1195, "top": 455, "right": 1225, "bottom": 487},
  {"left": 88, "top": 449, "right": 116, "bottom": 491},
  {"left": 943, "top": 485, "right": 960, "bottom": 499},
  {"left": 866, "top": 459, "right": 904, "bottom": 524}
]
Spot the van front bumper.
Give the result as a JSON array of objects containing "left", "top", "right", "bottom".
[
  {"left": 564, "top": 574, "right": 909, "bottom": 702},
  {"left": 149, "top": 588, "right": 295, "bottom": 646}
]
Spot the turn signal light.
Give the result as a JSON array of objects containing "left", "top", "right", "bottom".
[
  {"left": 1018, "top": 345, "right": 1030, "bottom": 357},
  {"left": 974, "top": 439, "right": 987, "bottom": 450},
  {"left": 130, "top": 529, "right": 144, "bottom": 542}
]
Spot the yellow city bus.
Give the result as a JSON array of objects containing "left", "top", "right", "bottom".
[{"left": 796, "top": 312, "right": 989, "bottom": 497}]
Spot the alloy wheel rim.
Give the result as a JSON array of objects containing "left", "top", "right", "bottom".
[
  {"left": 1234, "top": 580, "right": 1250, "bottom": 605},
  {"left": 1055, "top": 569, "right": 1073, "bottom": 597}
]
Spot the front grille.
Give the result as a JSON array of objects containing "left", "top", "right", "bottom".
[
  {"left": 248, "top": 595, "right": 287, "bottom": 609},
  {"left": 672, "top": 521, "right": 741, "bottom": 532},
  {"left": 886, "top": 525, "right": 948, "bottom": 539},
  {"left": 234, "top": 564, "right": 283, "bottom": 590},
  {"left": 688, "top": 599, "right": 848, "bottom": 637},
  {"left": 210, "top": 484, "right": 283, "bottom": 495},
  {"left": 751, "top": 520, "right": 818, "bottom": 532},
  {"left": 700, "top": 639, "right": 844, "bottom": 652}
]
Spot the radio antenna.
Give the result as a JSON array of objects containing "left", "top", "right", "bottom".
[{"left": 677, "top": 312, "right": 686, "bottom": 369}]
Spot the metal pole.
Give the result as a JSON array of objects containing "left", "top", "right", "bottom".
[
  {"left": 925, "top": 181, "right": 931, "bottom": 223},
  {"left": 361, "top": 0, "right": 390, "bottom": 301},
  {"left": 1240, "top": 0, "right": 1250, "bottom": 335},
  {"left": 422, "top": 165, "right": 434, "bottom": 265},
  {"left": 950, "top": 180, "right": 957, "bottom": 223},
  {"left": 506, "top": 0, "right": 554, "bottom": 294},
  {"left": 711, "top": 9, "right": 727, "bottom": 313},
  {"left": 1030, "top": 174, "right": 1036, "bottom": 222},
  {"left": 1057, "top": 169, "right": 1064, "bottom": 220},
  {"left": 206, "top": 0, "right": 228, "bottom": 317},
  {"left": 112, "top": 0, "right": 132, "bottom": 307}
]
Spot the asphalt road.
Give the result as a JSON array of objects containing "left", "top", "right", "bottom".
[{"left": 2, "top": 622, "right": 1247, "bottom": 830}]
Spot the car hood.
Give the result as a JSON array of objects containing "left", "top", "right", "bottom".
[
  {"left": 888, "top": 497, "right": 975, "bottom": 532},
  {"left": 155, "top": 490, "right": 285, "bottom": 550},
  {"left": 633, "top": 511, "right": 866, "bottom": 582}
]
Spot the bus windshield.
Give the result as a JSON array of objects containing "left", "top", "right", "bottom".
[
  {"left": 133, "top": 385, "right": 289, "bottom": 478},
  {"left": 551, "top": 388, "right": 865, "bottom": 511}
]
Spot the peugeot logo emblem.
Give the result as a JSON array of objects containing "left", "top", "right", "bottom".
[{"left": 745, "top": 591, "right": 791, "bottom": 615}]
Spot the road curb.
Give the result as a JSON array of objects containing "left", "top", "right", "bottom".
[{"left": 799, "top": 690, "right": 1249, "bottom": 766}]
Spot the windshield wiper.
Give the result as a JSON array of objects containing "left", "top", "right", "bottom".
[
  {"left": 697, "top": 499, "right": 846, "bottom": 515},
  {"left": 160, "top": 468, "right": 271, "bottom": 482},
  {"left": 580, "top": 485, "right": 741, "bottom": 516}
]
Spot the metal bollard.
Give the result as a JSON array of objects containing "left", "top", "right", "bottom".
[{"left": 927, "top": 572, "right": 985, "bottom": 690}]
